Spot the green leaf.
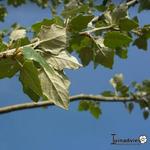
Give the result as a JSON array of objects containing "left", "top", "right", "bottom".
[
  {"left": 45, "top": 50, "right": 82, "bottom": 70},
  {"left": 39, "top": 70, "right": 70, "bottom": 109},
  {"left": 7, "top": 0, "right": 26, "bottom": 7},
  {"left": 139, "top": 101, "right": 149, "bottom": 109},
  {"left": 21, "top": 86, "right": 40, "bottom": 102},
  {"left": 119, "top": 85, "right": 129, "bottom": 97},
  {"left": 116, "top": 48, "right": 128, "bottom": 59},
  {"left": 0, "top": 41, "right": 7, "bottom": 52},
  {"left": 79, "top": 48, "right": 93, "bottom": 66},
  {"left": 62, "top": 4, "right": 89, "bottom": 18},
  {"left": 104, "top": 31, "right": 132, "bottom": 49},
  {"left": 93, "top": 37, "right": 114, "bottom": 69},
  {"left": 94, "top": 38, "right": 114, "bottom": 69},
  {"left": 19, "top": 60, "right": 42, "bottom": 102},
  {"left": 133, "top": 37, "right": 147, "bottom": 50},
  {"left": 0, "top": 4, "right": 7, "bottom": 22},
  {"left": 119, "top": 18, "right": 138, "bottom": 31},
  {"left": 31, "top": 0, "right": 48, "bottom": 8},
  {"left": 78, "top": 101, "right": 90, "bottom": 111},
  {"left": 89, "top": 104, "right": 101, "bottom": 119},
  {"left": 139, "top": 0, "right": 150, "bottom": 12},
  {"left": 37, "top": 24, "right": 67, "bottom": 55},
  {"left": 69, "top": 15, "right": 93, "bottom": 32},
  {"left": 0, "top": 58, "right": 19, "bottom": 79},
  {"left": 32, "top": 17, "right": 64, "bottom": 34},
  {"left": 128, "top": 103, "right": 134, "bottom": 113},
  {"left": 143, "top": 110, "right": 149, "bottom": 120},
  {"left": 102, "top": 0, "right": 109, "bottom": 6},
  {"left": 95, "top": 48, "right": 114, "bottom": 69},
  {"left": 23, "top": 47, "right": 70, "bottom": 109},
  {"left": 78, "top": 101, "right": 101, "bottom": 119},
  {"left": 101, "top": 91, "right": 115, "bottom": 97},
  {"left": 95, "top": 5, "right": 106, "bottom": 12}
]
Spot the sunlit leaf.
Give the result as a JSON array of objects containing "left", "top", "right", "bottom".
[
  {"left": 10, "top": 29, "right": 26, "bottom": 41},
  {"left": 23, "top": 47, "right": 70, "bottom": 109},
  {"left": 38, "top": 24, "right": 67, "bottom": 55},
  {"left": 45, "top": 50, "right": 82, "bottom": 70}
]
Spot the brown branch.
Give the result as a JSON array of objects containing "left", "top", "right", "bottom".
[{"left": 0, "top": 94, "right": 138, "bottom": 115}]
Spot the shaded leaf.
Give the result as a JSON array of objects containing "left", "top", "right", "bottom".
[
  {"left": 69, "top": 15, "right": 93, "bottom": 32},
  {"left": 19, "top": 60, "right": 42, "bottom": 101},
  {"left": 89, "top": 105, "right": 101, "bottom": 119},
  {"left": 116, "top": 48, "right": 128, "bottom": 59},
  {"left": 0, "top": 41, "right": 7, "bottom": 52},
  {"left": 62, "top": 4, "right": 89, "bottom": 18},
  {"left": 79, "top": 47, "right": 93, "bottom": 66},
  {"left": 119, "top": 18, "right": 138, "bottom": 31},
  {"left": 0, "top": 4, "right": 7, "bottom": 22},
  {"left": 0, "top": 58, "right": 19, "bottom": 79},
  {"left": 21, "top": 86, "right": 40, "bottom": 102},
  {"left": 31, "top": 0, "right": 48, "bottom": 8},
  {"left": 139, "top": 100, "right": 149, "bottom": 109},
  {"left": 133, "top": 36, "right": 147, "bottom": 50},
  {"left": 143, "top": 110, "right": 149, "bottom": 120},
  {"left": 93, "top": 37, "right": 114, "bottom": 69},
  {"left": 139, "top": 0, "right": 150, "bottom": 12},
  {"left": 95, "top": 5, "right": 106, "bottom": 12},
  {"left": 78, "top": 101, "right": 89, "bottom": 111},
  {"left": 104, "top": 31, "right": 132, "bottom": 49},
  {"left": 128, "top": 102, "right": 134, "bottom": 113},
  {"left": 101, "top": 91, "right": 115, "bottom": 97},
  {"left": 7, "top": 0, "right": 26, "bottom": 7},
  {"left": 78, "top": 101, "right": 101, "bottom": 119}
]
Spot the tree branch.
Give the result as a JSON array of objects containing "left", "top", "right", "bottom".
[
  {"left": 126, "top": 0, "right": 139, "bottom": 7},
  {"left": 79, "top": 25, "right": 113, "bottom": 35},
  {"left": 0, "top": 42, "right": 36, "bottom": 60},
  {"left": 0, "top": 94, "right": 138, "bottom": 114}
]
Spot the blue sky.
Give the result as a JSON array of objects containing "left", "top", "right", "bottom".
[{"left": 0, "top": 2, "right": 150, "bottom": 150}]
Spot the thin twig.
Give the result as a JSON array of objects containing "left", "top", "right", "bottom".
[
  {"left": 0, "top": 94, "right": 138, "bottom": 114},
  {"left": 79, "top": 25, "right": 113, "bottom": 35}
]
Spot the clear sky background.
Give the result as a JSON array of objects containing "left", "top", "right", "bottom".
[{"left": 0, "top": 1, "right": 150, "bottom": 150}]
